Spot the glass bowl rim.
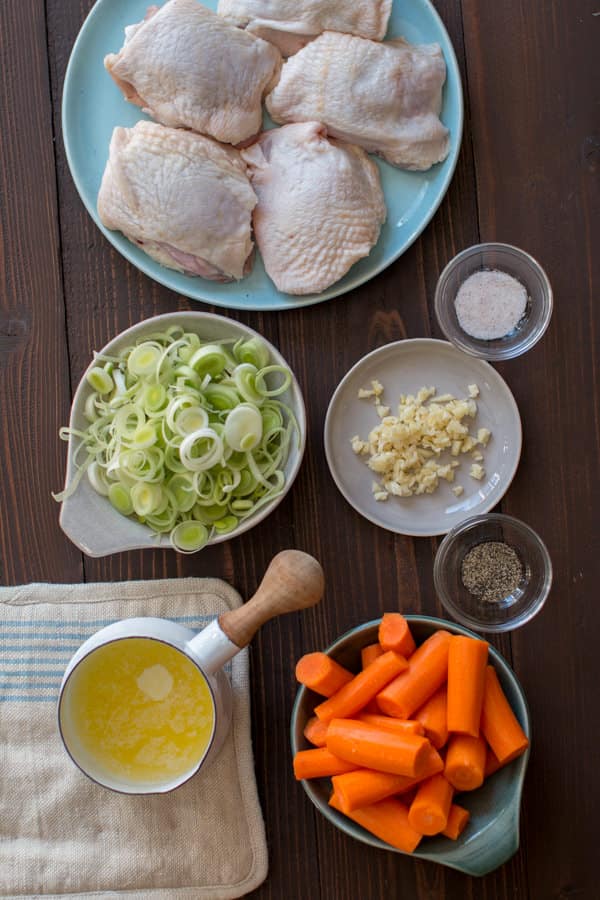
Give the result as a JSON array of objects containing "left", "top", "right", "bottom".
[
  {"left": 433, "top": 512, "right": 553, "bottom": 632},
  {"left": 433, "top": 242, "right": 553, "bottom": 361}
]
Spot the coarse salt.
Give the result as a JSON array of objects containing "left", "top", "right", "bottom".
[{"left": 454, "top": 269, "right": 528, "bottom": 340}]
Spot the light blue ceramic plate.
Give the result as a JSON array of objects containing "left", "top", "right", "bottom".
[
  {"left": 62, "top": 0, "right": 463, "bottom": 311},
  {"left": 291, "top": 616, "right": 531, "bottom": 877}
]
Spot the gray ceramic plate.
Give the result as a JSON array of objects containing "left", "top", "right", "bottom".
[
  {"left": 324, "top": 339, "right": 522, "bottom": 537},
  {"left": 290, "top": 616, "right": 531, "bottom": 876},
  {"left": 58, "top": 312, "right": 306, "bottom": 556}
]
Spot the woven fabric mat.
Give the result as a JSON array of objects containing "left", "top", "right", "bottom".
[{"left": 0, "top": 579, "right": 268, "bottom": 899}]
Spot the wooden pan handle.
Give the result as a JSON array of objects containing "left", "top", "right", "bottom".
[{"left": 218, "top": 550, "right": 324, "bottom": 648}]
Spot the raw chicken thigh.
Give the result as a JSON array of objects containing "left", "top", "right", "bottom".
[
  {"left": 98, "top": 121, "right": 257, "bottom": 281},
  {"left": 240, "top": 123, "right": 386, "bottom": 295},
  {"left": 105, "top": 0, "right": 281, "bottom": 145},
  {"left": 218, "top": 0, "right": 391, "bottom": 56},
  {"left": 266, "top": 32, "right": 449, "bottom": 171}
]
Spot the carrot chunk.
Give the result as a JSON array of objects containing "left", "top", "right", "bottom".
[
  {"left": 378, "top": 613, "right": 416, "bottom": 658},
  {"left": 480, "top": 666, "right": 529, "bottom": 765},
  {"left": 332, "top": 770, "right": 417, "bottom": 814},
  {"left": 360, "top": 644, "right": 384, "bottom": 712},
  {"left": 408, "top": 774, "right": 454, "bottom": 835},
  {"left": 447, "top": 636, "right": 489, "bottom": 737},
  {"left": 293, "top": 747, "right": 356, "bottom": 780},
  {"left": 329, "top": 792, "right": 423, "bottom": 853},
  {"left": 315, "top": 651, "right": 408, "bottom": 723},
  {"left": 414, "top": 686, "right": 448, "bottom": 749},
  {"left": 326, "top": 718, "right": 431, "bottom": 777},
  {"left": 377, "top": 631, "right": 452, "bottom": 718},
  {"left": 442, "top": 804, "right": 470, "bottom": 840},
  {"left": 303, "top": 716, "right": 328, "bottom": 748},
  {"left": 331, "top": 744, "right": 444, "bottom": 813},
  {"left": 357, "top": 713, "right": 425, "bottom": 737},
  {"left": 361, "top": 643, "right": 384, "bottom": 668},
  {"left": 444, "top": 734, "right": 486, "bottom": 791},
  {"left": 484, "top": 746, "right": 502, "bottom": 778},
  {"left": 295, "top": 652, "right": 353, "bottom": 697}
]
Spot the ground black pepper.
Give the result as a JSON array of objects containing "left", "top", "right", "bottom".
[{"left": 461, "top": 541, "right": 523, "bottom": 603}]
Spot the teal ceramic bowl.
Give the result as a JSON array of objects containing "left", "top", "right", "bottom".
[
  {"left": 62, "top": 0, "right": 463, "bottom": 311},
  {"left": 290, "top": 615, "right": 530, "bottom": 877}
]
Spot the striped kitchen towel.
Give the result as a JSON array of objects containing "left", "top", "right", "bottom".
[{"left": 0, "top": 579, "right": 268, "bottom": 899}]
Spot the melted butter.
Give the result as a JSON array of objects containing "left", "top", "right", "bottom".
[{"left": 64, "top": 638, "right": 214, "bottom": 785}]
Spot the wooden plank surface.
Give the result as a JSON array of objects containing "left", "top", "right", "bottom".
[
  {"left": 462, "top": 3, "right": 600, "bottom": 899},
  {"left": 0, "top": 0, "right": 596, "bottom": 896},
  {"left": 0, "top": 0, "right": 81, "bottom": 585}
]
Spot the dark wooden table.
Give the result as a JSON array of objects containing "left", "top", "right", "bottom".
[{"left": 1, "top": 1, "right": 598, "bottom": 897}]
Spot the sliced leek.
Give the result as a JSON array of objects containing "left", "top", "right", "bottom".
[{"left": 56, "top": 329, "right": 298, "bottom": 552}]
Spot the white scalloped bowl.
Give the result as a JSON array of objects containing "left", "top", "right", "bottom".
[{"left": 58, "top": 312, "right": 306, "bottom": 556}]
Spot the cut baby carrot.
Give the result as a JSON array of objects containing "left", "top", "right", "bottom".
[
  {"left": 377, "top": 630, "right": 452, "bottom": 719},
  {"left": 295, "top": 652, "right": 354, "bottom": 697},
  {"left": 442, "top": 804, "right": 470, "bottom": 840},
  {"left": 303, "top": 716, "right": 329, "bottom": 748},
  {"left": 408, "top": 774, "right": 454, "bottom": 836},
  {"left": 414, "top": 686, "right": 448, "bottom": 749},
  {"left": 444, "top": 734, "right": 486, "bottom": 791},
  {"left": 315, "top": 651, "right": 408, "bottom": 723},
  {"left": 484, "top": 746, "right": 502, "bottom": 778},
  {"left": 293, "top": 747, "right": 356, "bottom": 780},
  {"left": 326, "top": 718, "right": 431, "bottom": 777},
  {"left": 329, "top": 792, "right": 422, "bottom": 853},
  {"left": 447, "top": 636, "right": 489, "bottom": 737},
  {"left": 331, "top": 744, "right": 444, "bottom": 813},
  {"left": 332, "top": 771, "right": 418, "bottom": 814},
  {"left": 412, "top": 742, "right": 445, "bottom": 781},
  {"left": 378, "top": 613, "right": 416, "bottom": 658},
  {"left": 358, "top": 713, "right": 425, "bottom": 737},
  {"left": 480, "top": 666, "right": 530, "bottom": 765},
  {"left": 361, "top": 643, "right": 384, "bottom": 668}
]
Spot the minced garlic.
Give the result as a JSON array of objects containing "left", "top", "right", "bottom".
[{"left": 352, "top": 383, "right": 491, "bottom": 499}]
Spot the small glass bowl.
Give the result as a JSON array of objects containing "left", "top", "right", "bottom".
[
  {"left": 434, "top": 243, "right": 553, "bottom": 360},
  {"left": 433, "top": 513, "right": 552, "bottom": 632}
]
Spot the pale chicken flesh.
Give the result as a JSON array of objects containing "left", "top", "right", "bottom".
[
  {"left": 266, "top": 32, "right": 449, "bottom": 171},
  {"left": 217, "top": 0, "right": 391, "bottom": 56},
  {"left": 240, "top": 123, "right": 386, "bottom": 295},
  {"left": 98, "top": 121, "right": 257, "bottom": 281},
  {"left": 105, "top": 0, "right": 281, "bottom": 145}
]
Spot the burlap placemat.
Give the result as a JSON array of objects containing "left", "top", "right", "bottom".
[{"left": 0, "top": 579, "right": 268, "bottom": 899}]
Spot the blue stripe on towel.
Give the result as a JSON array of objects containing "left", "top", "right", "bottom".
[
  {"left": 1, "top": 615, "right": 212, "bottom": 629},
  {"left": 0, "top": 695, "right": 58, "bottom": 702},
  {"left": 0, "top": 614, "right": 216, "bottom": 702},
  {"left": 0, "top": 672, "right": 63, "bottom": 679},
  {"left": 0, "top": 644, "right": 84, "bottom": 652}
]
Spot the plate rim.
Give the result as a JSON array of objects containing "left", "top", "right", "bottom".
[
  {"left": 61, "top": 0, "right": 464, "bottom": 312},
  {"left": 323, "top": 338, "right": 523, "bottom": 537},
  {"left": 58, "top": 310, "right": 307, "bottom": 556}
]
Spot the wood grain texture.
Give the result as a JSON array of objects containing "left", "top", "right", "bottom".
[
  {"left": 462, "top": 2, "right": 600, "bottom": 898},
  {"left": 0, "top": 0, "right": 594, "bottom": 896},
  {"left": 0, "top": 0, "right": 81, "bottom": 584}
]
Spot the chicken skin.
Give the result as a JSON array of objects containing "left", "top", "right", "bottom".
[
  {"left": 266, "top": 32, "right": 449, "bottom": 171},
  {"left": 98, "top": 121, "right": 257, "bottom": 281},
  {"left": 240, "top": 123, "right": 386, "bottom": 295},
  {"left": 105, "top": 0, "right": 281, "bottom": 145},
  {"left": 217, "top": 0, "right": 391, "bottom": 56}
]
